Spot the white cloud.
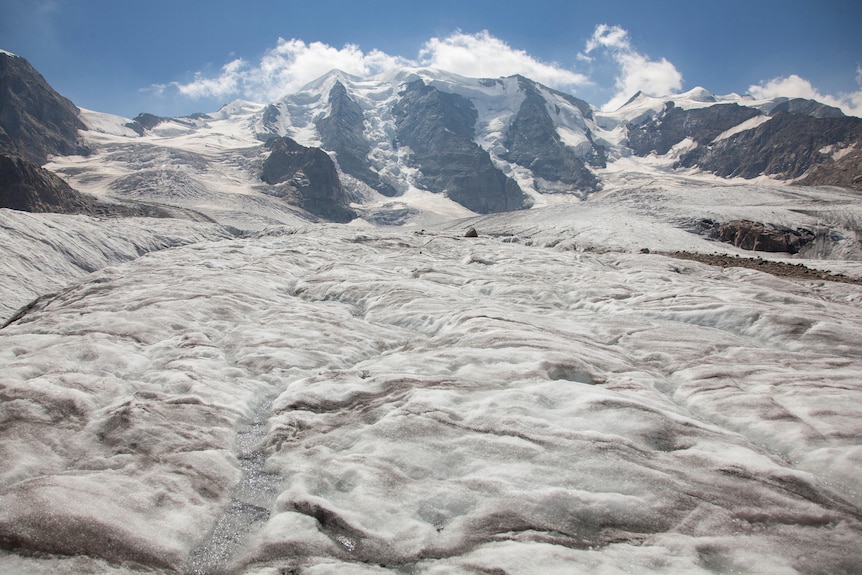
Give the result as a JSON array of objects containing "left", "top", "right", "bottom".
[
  {"left": 748, "top": 73, "right": 862, "bottom": 118},
  {"left": 168, "top": 39, "right": 408, "bottom": 103},
  {"left": 174, "top": 58, "right": 246, "bottom": 99},
  {"left": 581, "top": 24, "right": 683, "bottom": 111},
  {"left": 166, "top": 31, "right": 588, "bottom": 104},
  {"left": 419, "top": 30, "right": 589, "bottom": 89}
]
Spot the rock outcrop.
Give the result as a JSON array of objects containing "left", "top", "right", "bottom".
[
  {"left": 392, "top": 79, "right": 530, "bottom": 214},
  {"left": 261, "top": 136, "right": 355, "bottom": 222},
  {"left": 702, "top": 219, "right": 816, "bottom": 254},
  {"left": 503, "top": 76, "right": 603, "bottom": 193},
  {"left": 315, "top": 81, "right": 397, "bottom": 197}
]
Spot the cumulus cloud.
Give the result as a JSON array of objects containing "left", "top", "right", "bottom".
[
  {"left": 748, "top": 72, "right": 862, "bottom": 117},
  {"left": 168, "top": 39, "right": 408, "bottom": 102},
  {"left": 163, "top": 30, "right": 588, "bottom": 104},
  {"left": 419, "top": 30, "right": 588, "bottom": 90},
  {"left": 581, "top": 24, "right": 683, "bottom": 111}
]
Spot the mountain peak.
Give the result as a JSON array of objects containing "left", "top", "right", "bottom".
[{"left": 679, "top": 86, "right": 716, "bottom": 102}]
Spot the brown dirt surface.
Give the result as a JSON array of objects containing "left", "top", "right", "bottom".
[{"left": 665, "top": 251, "right": 862, "bottom": 285}]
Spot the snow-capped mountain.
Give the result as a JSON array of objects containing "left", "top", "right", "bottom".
[
  {"left": 3, "top": 48, "right": 856, "bottom": 228},
  {"left": 2, "top": 50, "right": 862, "bottom": 574}
]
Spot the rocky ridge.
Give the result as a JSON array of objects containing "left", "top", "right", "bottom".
[
  {"left": 0, "top": 51, "right": 88, "bottom": 165},
  {"left": 391, "top": 78, "right": 530, "bottom": 213}
]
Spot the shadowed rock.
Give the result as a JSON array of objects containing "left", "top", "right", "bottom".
[
  {"left": 0, "top": 51, "right": 89, "bottom": 165},
  {"left": 261, "top": 136, "right": 355, "bottom": 223},
  {"left": 316, "top": 81, "right": 398, "bottom": 197},
  {"left": 392, "top": 79, "right": 530, "bottom": 214}
]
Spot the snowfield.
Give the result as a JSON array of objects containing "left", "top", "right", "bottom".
[{"left": 1, "top": 199, "right": 861, "bottom": 573}]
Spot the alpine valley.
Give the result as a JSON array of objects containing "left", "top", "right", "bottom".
[{"left": 1, "top": 48, "right": 862, "bottom": 574}]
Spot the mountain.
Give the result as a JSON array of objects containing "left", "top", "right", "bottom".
[
  {"left": 0, "top": 50, "right": 89, "bottom": 165},
  {"left": 0, "top": 50, "right": 859, "bottom": 248},
  {"left": 2, "top": 50, "right": 858, "bottom": 228},
  {"left": 40, "top": 67, "right": 862, "bottom": 229},
  {"left": 260, "top": 135, "right": 355, "bottom": 222}
]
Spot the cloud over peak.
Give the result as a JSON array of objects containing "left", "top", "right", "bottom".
[
  {"left": 154, "top": 26, "right": 860, "bottom": 118},
  {"left": 418, "top": 30, "right": 589, "bottom": 90},
  {"left": 164, "top": 31, "right": 589, "bottom": 104},
  {"left": 581, "top": 24, "right": 683, "bottom": 111},
  {"left": 748, "top": 73, "right": 862, "bottom": 117}
]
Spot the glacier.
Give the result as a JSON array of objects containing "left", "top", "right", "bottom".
[{"left": 1, "top": 191, "right": 861, "bottom": 573}]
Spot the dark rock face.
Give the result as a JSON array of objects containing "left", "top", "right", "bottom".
[
  {"left": 0, "top": 153, "right": 96, "bottom": 213},
  {"left": 124, "top": 113, "right": 168, "bottom": 135},
  {"left": 316, "top": 81, "right": 397, "bottom": 197},
  {"left": 0, "top": 52, "right": 88, "bottom": 164},
  {"left": 702, "top": 218, "right": 816, "bottom": 254},
  {"left": 261, "top": 136, "right": 355, "bottom": 222},
  {"left": 679, "top": 112, "right": 862, "bottom": 179},
  {"left": 796, "top": 148, "right": 862, "bottom": 192},
  {"left": 766, "top": 98, "right": 845, "bottom": 119},
  {"left": 0, "top": 153, "right": 174, "bottom": 217},
  {"left": 503, "top": 76, "right": 603, "bottom": 192},
  {"left": 392, "top": 79, "right": 530, "bottom": 214},
  {"left": 124, "top": 112, "right": 212, "bottom": 136},
  {"left": 627, "top": 103, "right": 762, "bottom": 156}
]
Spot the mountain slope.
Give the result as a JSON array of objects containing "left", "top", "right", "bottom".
[
  {"left": 679, "top": 111, "right": 862, "bottom": 180},
  {"left": 260, "top": 136, "right": 355, "bottom": 222},
  {"left": 0, "top": 51, "right": 88, "bottom": 164},
  {"left": 4, "top": 51, "right": 862, "bottom": 226},
  {"left": 391, "top": 78, "right": 530, "bottom": 213}
]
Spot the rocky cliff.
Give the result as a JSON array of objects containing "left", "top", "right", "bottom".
[
  {"left": 392, "top": 79, "right": 530, "bottom": 214},
  {"left": 679, "top": 112, "right": 862, "bottom": 179},
  {"left": 0, "top": 52, "right": 88, "bottom": 165},
  {"left": 0, "top": 153, "right": 175, "bottom": 217},
  {"left": 261, "top": 136, "right": 355, "bottom": 222},
  {"left": 503, "top": 76, "right": 603, "bottom": 193},
  {"left": 315, "top": 81, "right": 397, "bottom": 198}
]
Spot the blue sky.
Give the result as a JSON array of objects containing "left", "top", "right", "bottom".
[{"left": 2, "top": 0, "right": 861, "bottom": 117}]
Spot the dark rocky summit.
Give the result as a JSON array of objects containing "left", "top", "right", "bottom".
[
  {"left": 503, "top": 76, "right": 603, "bottom": 193},
  {"left": 679, "top": 112, "right": 862, "bottom": 180},
  {"left": 0, "top": 51, "right": 89, "bottom": 165},
  {"left": 261, "top": 136, "right": 355, "bottom": 222},
  {"left": 392, "top": 79, "right": 530, "bottom": 213},
  {"left": 315, "top": 81, "right": 397, "bottom": 197},
  {"left": 124, "top": 113, "right": 168, "bottom": 135},
  {"left": 763, "top": 97, "right": 845, "bottom": 119},
  {"left": 627, "top": 102, "right": 761, "bottom": 156}
]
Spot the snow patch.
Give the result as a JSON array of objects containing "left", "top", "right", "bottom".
[
  {"left": 78, "top": 108, "right": 140, "bottom": 137},
  {"left": 713, "top": 114, "right": 773, "bottom": 142}
]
